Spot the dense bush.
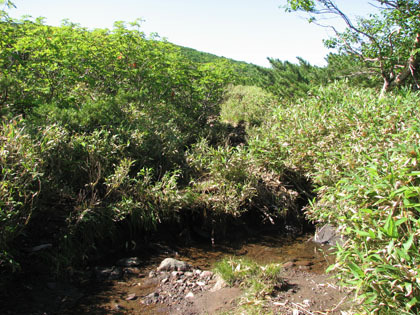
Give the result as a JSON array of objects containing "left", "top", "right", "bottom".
[
  {"left": 0, "top": 16, "right": 235, "bottom": 275},
  {"left": 0, "top": 15, "right": 299, "bottom": 279},
  {"left": 251, "top": 82, "right": 420, "bottom": 314},
  {"left": 0, "top": 118, "right": 41, "bottom": 272},
  {"left": 220, "top": 85, "right": 278, "bottom": 127},
  {"left": 3, "top": 5, "right": 419, "bottom": 315}
]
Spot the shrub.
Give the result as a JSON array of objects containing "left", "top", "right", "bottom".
[
  {"left": 220, "top": 85, "right": 278, "bottom": 127},
  {"left": 0, "top": 118, "right": 41, "bottom": 272},
  {"left": 252, "top": 82, "right": 420, "bottom": 314}
]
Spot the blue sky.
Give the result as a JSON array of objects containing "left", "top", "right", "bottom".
[{"left": 7, "top": 0, "right": 377, "bottom": 67}]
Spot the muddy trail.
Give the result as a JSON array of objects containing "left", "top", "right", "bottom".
[{"left": 1, "top": 228, "right": 351, "bottom": 315}]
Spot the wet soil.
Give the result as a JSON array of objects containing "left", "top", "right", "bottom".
[{"left": 0, "top": 231, "right": 350, "bottom": 315}]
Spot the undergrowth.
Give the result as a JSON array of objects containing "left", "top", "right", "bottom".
[
  {"left": 3, "top": 8, "right": 418, "bottom": 315},
  {"left": 252, "top": 82, "right": 420, "bottom": 314},
  {"left": 0, "top": 16, "right": 303, "bottom": 282}
]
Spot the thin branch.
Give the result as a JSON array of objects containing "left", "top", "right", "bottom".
[{"left": 310, "top": 1, "right": 388, "bottom": 80}]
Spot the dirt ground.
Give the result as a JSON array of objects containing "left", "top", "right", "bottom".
[
  {"left": 71, "top": 258, "right": 350, "bottom": 315},
  {"left": 165, "top": 266, "right": 350, "bottom": 315},
  {"left": 0, "top": 233, "right": 352, "bottom": 315}
]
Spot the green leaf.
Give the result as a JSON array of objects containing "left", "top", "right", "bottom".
[
  {"left": 354, "top": 228, "right": 370, "bottom": 237},
  {"left": 347, "top": 261, "right": 364, "bottom": 279},
  {"left": 403, "top": 234, "right": 414, "bottom": 251},
  {"left": 383, "top": 212, "right": 399, "bottom": 238},
  {"left": 406, "top": 297, "right": 418, "bottom": 311}
]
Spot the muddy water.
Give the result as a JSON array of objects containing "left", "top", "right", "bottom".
[
  {"left": 177, "top": 233, "right": 332, "bottom": 274},
  {"left": 74, "top": 232, "right": 334, "bottom": 314}
]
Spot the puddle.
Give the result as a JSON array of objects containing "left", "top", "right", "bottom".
[{"left": 176, "top": 233, "right": 332, "bottom": 273}]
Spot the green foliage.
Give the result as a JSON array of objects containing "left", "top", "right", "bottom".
[
  {"left": 0, "top": 15, "right": 236, "bottom": 275},
  {"left": 178, "top": 45, "right": 269, "bottom": 87},
  {"left": 0, "top": 0, "right": 15, "bottom": 20},
  {"left": 325, "top": 53, "right": 379, "bottom": 89},
  {"left": 220, "top": 85, "right": 278, "bottom": 127},
  {"left": 4, "top": 7, "right": 419, "bottom": 315},
  {"left": 215, "top": 256, "right": 283, "bottom": 292},
  {"left": 0, "top": 118, "right": 41, "bottom": 272},
  {"left": 252, "top": 81, "right": 420, "bottom": 313},
  {"left": 187, "top": 139, "right": 259, "bottom": 218},
  {"left": 285, "top": 0, "right": 420, "bottom": 94},
  {"left": 261, "top": 57, "right": 329, "bottom": 99}
]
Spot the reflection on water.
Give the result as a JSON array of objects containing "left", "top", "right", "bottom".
[{"left": 176, "top": 233, "right": 333, "bottom": 274}]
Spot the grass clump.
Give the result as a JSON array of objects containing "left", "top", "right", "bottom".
[{"left": 214, "top": 257, "right": 284, "bottom": 314}]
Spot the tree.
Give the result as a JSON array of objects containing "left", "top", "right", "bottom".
[
  {"left": 0, "top": 0, "right": 15, "bottom": 20},
  {"left": 285, "top": 0, "right": 420, "bottom": 95},
  {"left": 262, "top": 57, "right": 328, "bottom": 98}
]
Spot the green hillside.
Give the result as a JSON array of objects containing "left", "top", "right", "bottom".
[{"left": 1, "top": 1, "right": 420, "bottom": 314}]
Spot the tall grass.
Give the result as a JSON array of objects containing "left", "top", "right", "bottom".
[
  {"left": 251, "top": 82, "right": 420, "bottom": 314},
  {"left": 220, "top": 85, "right": 278, "bottom": 127}
]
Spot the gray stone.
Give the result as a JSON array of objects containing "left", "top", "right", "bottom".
[
  {"left": 157, "top": 258, "right": 191, "bottom": 272},
  {"left": 200, "top": 270, "right": 214, "bottom": 279},
  {"left": 210, "top": 274, "right": 227, "bottom": 292},
  {"left": 313, "top": 224, "right": 344, "bottom": 246},
  {"left": 117, "top": 257, "right": 141, "bottom": 267}
]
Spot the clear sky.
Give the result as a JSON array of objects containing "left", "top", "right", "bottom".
[{"left": 7, "top": 0, "right": 378, "bottom": 68}]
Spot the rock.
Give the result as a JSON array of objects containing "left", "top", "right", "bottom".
[
  {"left": 157, "top": 258, "right": 191, "bottom": 272},
  {"left": 200, "top": 270, "right": 214, "bottom": 279},
  {"left": 313, "top": 224, "right": 344, "bottom": 246},
  {"left": 184, "top": 271, "right": 193, "bottom": 277},
  {"left": 185, "top": 292, "right": 194, "bottom": 299},
  {"left": 149, "top": 270, "right": 157, "bottom": 278},
  {"left": 303, "top": 299, "right": 311, "bottom": 306},
  {"left": 143, "top": 292, "right": 160, "bottom": 304},
  {"left": 210, "top": 274, "right": 227, "bottom": 292},
  {"left": 117, "top": 257, "right": 141, "bottom": 267}
]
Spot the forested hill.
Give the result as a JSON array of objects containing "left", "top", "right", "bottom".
[
  {"left": 177, "top": 45, "right": 242, "bottom": 64},
  {"left": 177, "top": 45, "right": 270, "bottom": 87}
]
